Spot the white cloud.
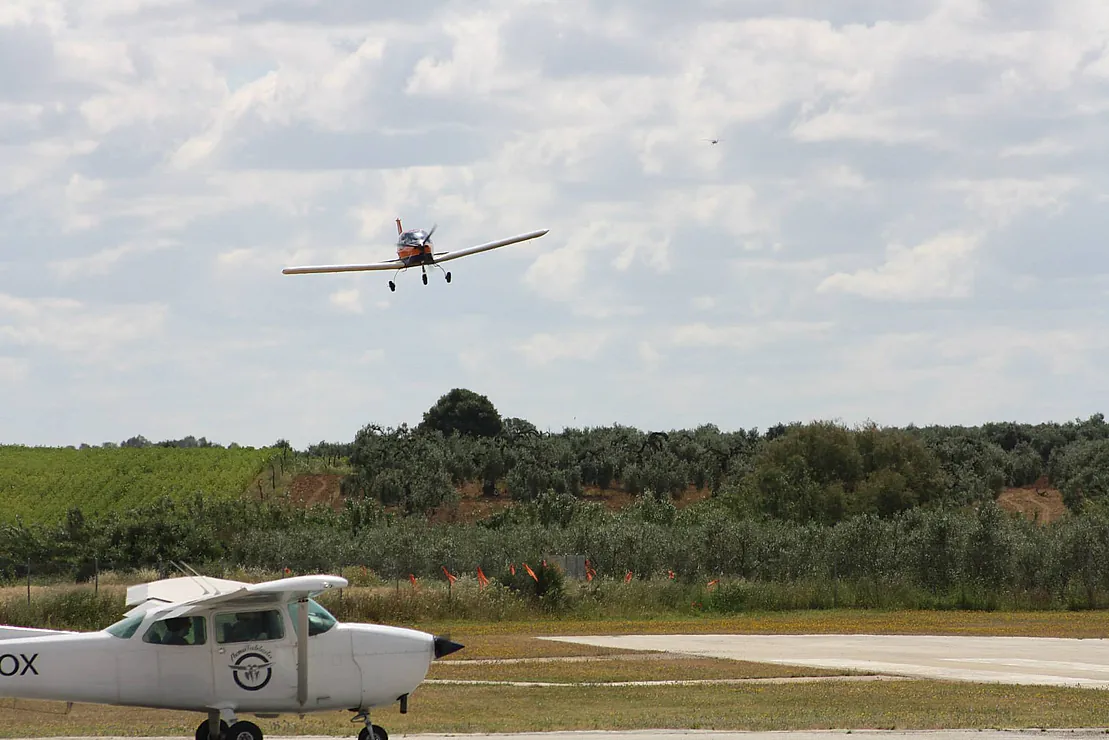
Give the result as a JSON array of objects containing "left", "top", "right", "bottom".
[
  {"left": 0, "top": 356, "right": 29, "bottom": 383},
  {"left": 0, "top": 293, "right": 167, "bottom": 359},
  {"left": 329, "top": 288, "right": 362, "bottom": 314},
  {"left": 517, "top": 330, "right": 608, "bottom": 366},
  {"left": 50, "top": 239, "right": 177, "bottom": 279},
  {"left": 817, "top": 232, "right": 983, "bottom": 301},
  {"left": 667, "top": 321, "right": 834, "bottom": 350}
]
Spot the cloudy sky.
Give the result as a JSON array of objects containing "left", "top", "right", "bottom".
[{"left": 2, "top": 0, "right": 1107, "bottom": 449}]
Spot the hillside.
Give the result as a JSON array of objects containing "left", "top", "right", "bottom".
[{"left": 0, "top": 444, "right": 277, "bottom": 525}]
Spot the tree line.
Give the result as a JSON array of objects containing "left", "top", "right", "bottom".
[{"left": 4, "top": 388, "right": 1109, "bottom": 607}]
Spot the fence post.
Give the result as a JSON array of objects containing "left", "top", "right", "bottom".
[{"left": 26, "top": 560, "right": 31, "bottom": 604}]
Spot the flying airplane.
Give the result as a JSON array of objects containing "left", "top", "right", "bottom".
[
  {"left": 282, "top": 218, "right": 550, "bottom": 292},
  {"left": 0, "top": 568, "right": 464, "bottom": 740}
]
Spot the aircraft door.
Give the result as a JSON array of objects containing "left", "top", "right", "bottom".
[
  {"left": 210, "top": 608, "right": 297, "bottom": 707},
  {"left": 140, "top": 615, "right": 214, "bottom": 708}
]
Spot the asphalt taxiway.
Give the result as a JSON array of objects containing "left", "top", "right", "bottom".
[{"left": 543, "top": 634, "right": 1109, "bottom": 688}]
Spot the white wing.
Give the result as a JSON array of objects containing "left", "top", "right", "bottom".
[
  {"left": 282, "top": 258, "right": 404, "bottom": 275},
  {"left": 125, "top": 574, "right": 348, "bottom": 617},
  {"left": 432, "top": 229, "right": 549, "bottom": 264}
]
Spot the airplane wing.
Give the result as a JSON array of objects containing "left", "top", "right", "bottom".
[
  {"left": 161, "top": 575, "right": 348, "bottom": 617},
  {"left": 282, "top": 259, "right": 403, "bottom": 275},
  {"left": 432, "top": 229, "right": 549, "bottom": 265},
  {"left": 126, "top": 575, "right": 349, "bottom": 618}
]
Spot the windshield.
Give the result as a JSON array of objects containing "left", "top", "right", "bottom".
[
  {"left": 288, "top": 598, "right": 337, "bottom": 637},
  {"left": 105, "top": 613, "right": 145, "bottom": 639}
]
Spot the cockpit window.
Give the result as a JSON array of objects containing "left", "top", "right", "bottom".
[
  {"left": 214, "top": 609, "right": 285, "bottom": 644},
  {"left": 143, "top": 616, "right": 207, "bottom": 646},
  {"left": 288, "top": 598, "right": 337, "bottom": 637},
  {"left": 105, "top": 613, "right": 144, "bottom": 639}
]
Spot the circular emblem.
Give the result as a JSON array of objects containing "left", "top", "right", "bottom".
[{"left": 230, "top": 652, "right": 272, "bottom": 691}]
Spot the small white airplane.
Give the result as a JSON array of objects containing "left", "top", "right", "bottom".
[
  {"left": 0, "top": 568, "right": 463, "bottom": 740},
  {"left": 282, "top": 218, "right": 550, "bottom": 292}
]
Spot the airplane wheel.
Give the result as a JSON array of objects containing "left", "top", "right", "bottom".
[
  {"left": 195, "top": 719, "right": 229, "bottom": 740},
  {"left": 422, "top": 273, "right": 428, "bottom": 285},
  {"left": 358, "top": 725, "right": 388, "bottom": 740},
  {"left": 388, "top": 281, "right": 395, "bottom": 292},
  {"left": 227, "top": 720, "right": 263, "bottom": 740},
  {"left": 445, "top": 272, "right": 451, "bottom": 283}
]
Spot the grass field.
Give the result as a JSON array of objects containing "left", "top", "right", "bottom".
[
  {"left": 0, "top": 446, "right": 278, "bottom": 524},
  {"left": 4, "top": 605, "right": 1109, "bottom": 737}
]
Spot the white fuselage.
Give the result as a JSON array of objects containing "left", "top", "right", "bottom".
[{"left": 0, "top": 612, "right": 435, "bottom": 714}]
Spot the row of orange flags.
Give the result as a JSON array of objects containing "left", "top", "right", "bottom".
[{"left": 421, "top": 564, "right": 720, "bottom": 589}]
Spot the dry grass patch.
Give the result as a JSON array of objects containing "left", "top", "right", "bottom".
[
  {"left": 415, "top": 609, "right": 1109, "bottom": 641},
  {"left": 428, "top": 655, "right": 854, "bottom": 683}
]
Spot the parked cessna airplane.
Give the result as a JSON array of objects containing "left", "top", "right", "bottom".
[
  {"left": 282, "top": 218, "right": 550, "bottom": 292},
  {"left": 0, "top": 569, "right": 463, "bottom": 740}
]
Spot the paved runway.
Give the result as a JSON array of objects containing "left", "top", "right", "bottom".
[{"left": 543, "top": 634, "right": 1109, "bottom": 688}]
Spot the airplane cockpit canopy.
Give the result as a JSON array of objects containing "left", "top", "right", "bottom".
[{"left": 399, "top": 230, "right": 429, "bottom": 246}]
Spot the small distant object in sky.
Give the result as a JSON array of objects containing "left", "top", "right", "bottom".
[{"left": 703, "top": 138, "right": 719, "bottom": 145}]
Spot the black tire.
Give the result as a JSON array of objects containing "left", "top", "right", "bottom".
[
  {"left": 422, "top": 274, "right": 428, "bottom": 285},
  {"left": 227, "top": 720, "right": 263, "bottom": 740},
  {"left": 373, "top": 725, "right": 388, "bottom": 740},
  {"left": 388, "top": 281, "right": 396, "bottom": 292},
  {"left": 195, "top": 720, "right": 229, "bottom": 740},
  {"left": 446, "top": 272, "right": 451, "bottom": 283}
]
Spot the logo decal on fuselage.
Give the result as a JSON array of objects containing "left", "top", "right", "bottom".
[
  {"left": 229, "top": 645, "right": 272, "bottom": 691},
  {"left": 0, "top": 653, "right": 37, "bottom": 677}
]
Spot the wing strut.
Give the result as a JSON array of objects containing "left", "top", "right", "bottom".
[{"left": 297, "top": 597, "right": 309, "bottom": 706}]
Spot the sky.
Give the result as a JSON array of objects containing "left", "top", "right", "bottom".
[{"left": 1, "top": 0, "right": 1108, "bottom": 449}]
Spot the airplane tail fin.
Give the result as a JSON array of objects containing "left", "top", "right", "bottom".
[{"left": 396, "top": 218, "right": 403, "bottom": 235}]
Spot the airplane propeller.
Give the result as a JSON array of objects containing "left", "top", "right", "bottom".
[{"left": 421, "top": 224, "right": 437, "bottom": 247}]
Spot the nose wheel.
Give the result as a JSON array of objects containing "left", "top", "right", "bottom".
[{"left": 358, "top": 726, "right": 388, "bottom": 740}]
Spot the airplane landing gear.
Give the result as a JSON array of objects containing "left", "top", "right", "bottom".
[
  {"left": 352, "top": 709, "right": 388, "bottom": 740},
  {"left": 421, "top": 272, "right": 428, "bottom": 285},
  {"left": 196, "top": 710, "right": 263, "bottom": 740},
  {"left": 388, "top": 281, "right": 395, "bottom": 292},
  {"left": 227, "top": 721, "right": 263, "bottom": 740},
  {"left": 446, "top": 271, "right": 452, "bottom": 283},
  {"left": 358, "top": 725, "right": 388, "bottom": 740},
  {"left": 195, "top": 715, "right": 228, "bottom": 740}
]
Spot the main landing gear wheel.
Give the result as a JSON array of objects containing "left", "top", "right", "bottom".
[
  {"left": 228, "top": 721, "right": 263, "bottom": 740},
  {"left": 388, "top": 281, "right": 395, "bottom": 292},
  {"left": 422, "top": 273, "right": 428, "bottom": 285},
  {"left": 445, "top": 271, "right": 451, "bottom": 283},
  {"left": 358, "top": 725, "right": 388, "bottom": 740},
  {"left": 195, "top": 719, "right": 228, "bottom": 740}
]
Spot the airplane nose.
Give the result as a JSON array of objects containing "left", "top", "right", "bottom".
[{"left": 433, "top": 635, "right": 464, "bottom": 659}]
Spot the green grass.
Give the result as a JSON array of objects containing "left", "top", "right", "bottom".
[
  {"left": 0, "top": 445, "right": 278, "bottom": 524},
  {"left": 2, "top": 678, "right": 1107, "bottom": 736}
]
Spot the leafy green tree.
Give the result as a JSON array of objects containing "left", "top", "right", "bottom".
[{"left": 419, "top": 388, "right": 503, "bottom": 438}]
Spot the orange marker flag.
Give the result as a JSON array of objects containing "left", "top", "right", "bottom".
[
  {"left": 408, "top": 573, "right": 418, "bottom": 589},
  {"left": 624, "top": 571, "right": 633, "bottom": 583},
  {"left": 442, "top": 566, "right": 457, "bottom": 584},
  {"left": 524, "top": 563, "right": 539, "bottom": 582},
  {"left": 477, "top": 567, "right": 489, "bottom": 589}
]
